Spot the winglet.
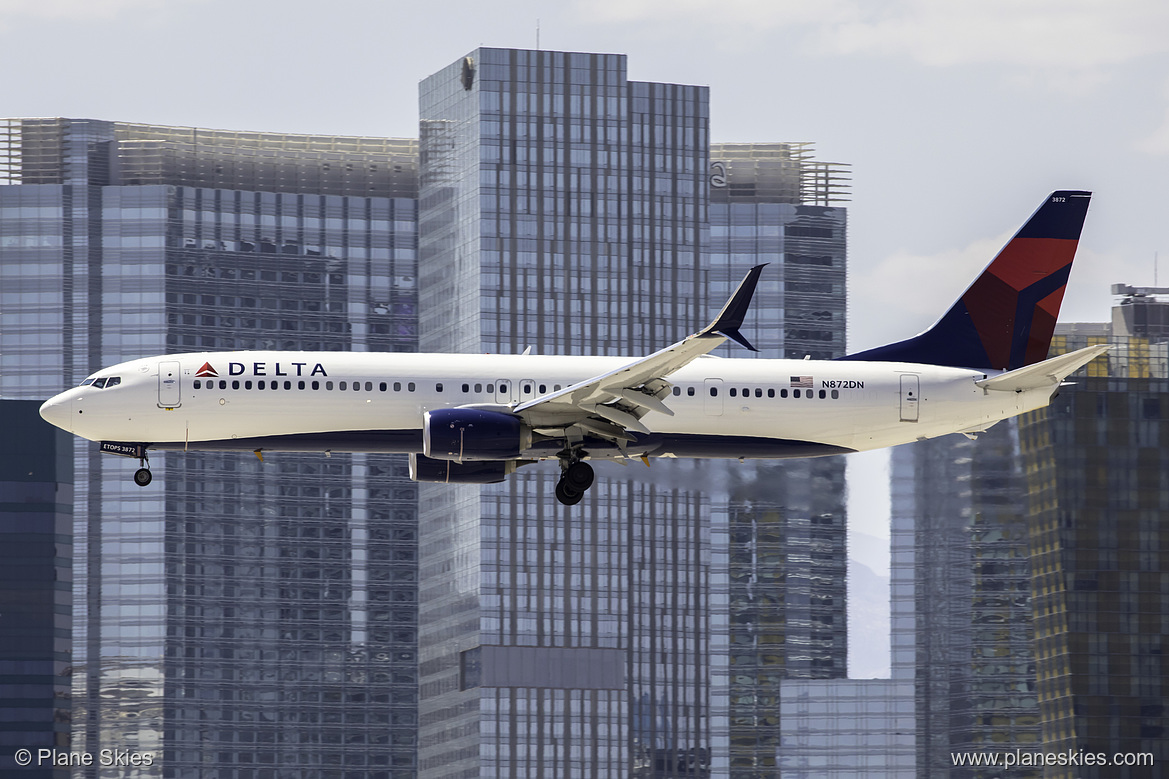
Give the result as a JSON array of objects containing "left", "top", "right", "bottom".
[{"left": 701, "top": 264, "right": 767, "bottom": 351}]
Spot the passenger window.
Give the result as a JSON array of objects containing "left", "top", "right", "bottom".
[
  {"left": 245, "top": 380, "right": 253, "bottom": 390},
  {"left": 298, "top": 380, "right": 306, "bottom": 390},
  {"left": 364, "top": 382, "right": 372, "bottom": 391},
  {"left": 672, "top": 387, "right": 681, "bottom": 396},
  {"left": 793, "top": 389, "right": 801, "bottom": 398},
  {"left": 326, "top": 381, "right": 333, "bottom": 390},
  {"left": 394, "top": 382, "right": 401, "bottom": 392},
  {"left": 462, "top": 384, "right": 469, "bottom": 393},
  {"left": 767, "top": 388, "right": 775, "bottom": 398},
  {"left": 340, "top": 381, "right": 347, "bottom": 390},
  {"left": 742, "top": 388, "right": 748, "bottom": 397},
  {"left": 554, "top": 384, "right": 561, "bottom": 391},
  {"left": 819, "top": 389, "right": 826, "bottom": 399},
  {"left": 755, "top": 388, "right": 762, "bottom": 398},
  {"left": 194, "top": 380, "right": 202, "bottom": 389},
  {"left": 710, "top": 387, "right": 718, "bottom": 397},
  {"left": 780, "top": 389, "right": 788, "bottom": 398},
  {"left": 219, "top": 380, "right": 227, "bottom": 390},
  {"left": 522, "top": 384, "right": 531, "bottom": 394},
  {"left": 436, "top": 383, "right": 444, "bottom": 392},
  {"left": 258, "top": 380, "right": 266, "bottom": 390},
  {"left": 486, "top": 384, "right": 494, "bottom": 393},
  {"left": 687, "top": 387, "right": 695, "bottom": 396},
  {"left": 729, "top": 388, "right": 737, "bottom": 397},
  {"left": 232, "top": 380, "right": 240, "bottom": 390},
  {"left": 539, "top": 384, "right": 546, "bottom": 393},
  {"left": 831, "top": 389, "right": 839, "bottom": 399},
  {"left": 284, "top": 381, "right": 292, "bottom": 390},
  {"left": 474, "top": 383, "right": 482, "bottom": 393},
  {"left": 311, "top": 381, "right": 319, "bottom": 390},
  {"left": 408, "top": 382, "right": 415, "bottom": 392},
  {"left": 379, "top": 382, "right": 387, "bottom": 391}
]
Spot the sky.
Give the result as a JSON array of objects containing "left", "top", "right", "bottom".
[{"left": 4, "top": 0, "right": 1168, "bottom": 535}]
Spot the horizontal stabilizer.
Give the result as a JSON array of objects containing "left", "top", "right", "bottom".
[{"left": 975, "top": 344, "right": 1108, "bottom": 392}]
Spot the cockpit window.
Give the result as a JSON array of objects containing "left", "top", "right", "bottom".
[
  {"left": 80, "top": 378, "right": 96, "bottom": 386},
  {"left": 92, "top": 378, "right": 107, "bottom": 389},
  {"left": 105, "top": 377, "right": 121, "bottom": 387},
  {"left": 84, "top": 376, "right": 121, "bottom": 389}
]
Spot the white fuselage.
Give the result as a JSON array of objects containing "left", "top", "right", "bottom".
[{"left": 39, "top": 350, "right": 1051, "bottom": 460}]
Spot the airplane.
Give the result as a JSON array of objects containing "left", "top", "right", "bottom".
[{"left": 40, "top": 190, "right": 1105, "bottom": 506}]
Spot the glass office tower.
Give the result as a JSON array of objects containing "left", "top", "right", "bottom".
[
  {"left": 706, "top": 144, "right": 851, "bottom": 776},
  {"left": 417, "top": 49, "right": 713, "bottom": 777},
  {"left": 1019, "top": 318, "right": 1168, "bottom": 778},
  {"left": 890, "top": 427, "right": 1042, "bottom": 778},
  {"left": 0, "top": 118, "right": 420, "bottom": 778}
]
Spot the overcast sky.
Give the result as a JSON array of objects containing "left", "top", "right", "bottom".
[{"left": 5, "top": 0, "right": 1168, "bottom": 545}]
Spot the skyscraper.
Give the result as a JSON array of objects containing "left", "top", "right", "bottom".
[
  {"left": 706, "top": 144, "right": 851, "bottom": 776},
  {"left": 416, "top": 48, "right": 714, "bottom": 777},
  {"left": 1, "top": 118, "right": 421, "bottom": 778},
  {"left": 890, "top": 425, "right": 1042, "bottom": 777},
  {"left": 1019, "top": 310, "right": 1168, "bottom": 778}
]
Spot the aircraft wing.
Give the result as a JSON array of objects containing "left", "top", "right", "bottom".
[{"left": 511, "top": 265, "right": 766, "bottom": 439}]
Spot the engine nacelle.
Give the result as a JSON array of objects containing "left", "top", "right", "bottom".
[
  {"left": 422, "top": 408, "right": 532, "bottom": 461},
  {"left": 409, "top": 453, "right": 515, "bottom": 484}
]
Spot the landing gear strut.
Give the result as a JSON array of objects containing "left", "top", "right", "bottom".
[{"left": 554, "top": 452, "right": 594, "bottom": 506}]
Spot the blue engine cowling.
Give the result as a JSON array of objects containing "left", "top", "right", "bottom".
[
  {"left": 409, "top": 453, "right": 515, "bottom": 484},
  {"left": 422, "top": 408, "right": 533, "bottom": 461}
]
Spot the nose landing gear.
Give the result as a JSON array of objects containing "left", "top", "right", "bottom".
[
  {"left": 555, "top": 453, "right": 594, "bottom": 506},
  {"left": 133, "top": 451, "right": 152, "bottom": 487}
]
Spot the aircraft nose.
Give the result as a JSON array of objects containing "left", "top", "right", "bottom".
[{"left": 39, "top": 394, "right": 72, "bottom": 433}]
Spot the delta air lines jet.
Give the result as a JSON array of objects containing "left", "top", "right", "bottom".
[{"left": 40, "top": 191, "right": 1104, "bottom": 506}]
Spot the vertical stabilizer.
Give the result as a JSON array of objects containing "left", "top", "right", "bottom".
[{"left": 841, "top": 191, "right": 1091, "bottom": 370}]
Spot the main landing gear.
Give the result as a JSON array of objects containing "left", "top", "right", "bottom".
[{"left": 554, "top": 452, "right": 594, "bottom": 506}]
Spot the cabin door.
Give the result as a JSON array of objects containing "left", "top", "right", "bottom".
[{"left": 158, "top": 361, "right": 182, "bottom": 408}]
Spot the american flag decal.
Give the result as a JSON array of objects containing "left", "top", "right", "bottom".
[{"left": 789, "top": 375, "right": 813, "bottom": 389}]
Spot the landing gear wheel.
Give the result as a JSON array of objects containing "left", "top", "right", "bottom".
[
  {"left": 564, "top": 461, "right": 594, "bottom": 491},
  {"left": 555, "top": 479, "right": 584, "bottom": 506},
  {"left": 133, "top": 468, "right": 153, "bottom": 487}
]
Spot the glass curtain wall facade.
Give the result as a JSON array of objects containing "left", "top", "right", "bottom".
[
  {"left": 1, "top": 118, "right": 421, "bottom": 778},
  {"left": 1019, "top": 327, "right": 1168, "bottom": 778},
  {"left": 890, "top": 427, "right": 1041, "bottom": 778},
  {"left": 0, "top": 401, "right": 74, "bottom": 779},
  {"left": 706, "top": 144, "right": 850, "bottom": 777},
  {"left": 417, "top": 49, "right": 712, "bottom": 778}
]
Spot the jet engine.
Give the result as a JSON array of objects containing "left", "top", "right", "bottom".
[
  {"left": 422, "top": 408, "right": 533, "bottom": 461},
  {"left": 409, "top": 453, "right": 516, "bottom": 484}
]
